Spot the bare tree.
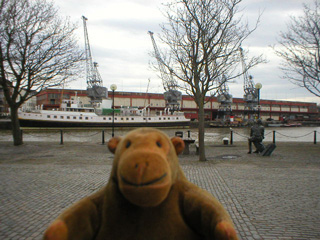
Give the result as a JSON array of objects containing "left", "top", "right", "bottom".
[
  {"left": 158, "top": 0, "right": 264, "bottom": 161},
  {"left": 274, "top": 0, "right": 320, "bottom": 98},
  {"left": 0, "top": 0, "right": 83, "bottom": 145}
]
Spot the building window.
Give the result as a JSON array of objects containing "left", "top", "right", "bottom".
[
  {"left": 60, "top": 116, "right": 64, "bottom": 119},
  {"left": 103, "top": 117, "right": 106, "bottom": 120},
  {"left": 54, "top": 116, "right": 57, "bottom": 119},
  {"left": 47, "top": 115, "right": 51, "bottom": 118},
  {"left": 85, "top": 117, "right": 88, "bottom": 120},
  {"left": 73, "top": 116, "right": 76, "bottom": 119},
  {"left": 79, "top": 117, "right": 82, "bottom": 120},
  {"left": 131, "top": 118, "right": 134, "bottom": 120},
  {"left": 67, "top": 116, "right": 70, "bottom": 119}
]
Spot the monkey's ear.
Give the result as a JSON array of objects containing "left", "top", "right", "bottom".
[
  {"left": 171, "top": 137, "right": 185, "bottom": 155},
  {"left": 108, "top": 137, "right": 122, "bottom": 154}
]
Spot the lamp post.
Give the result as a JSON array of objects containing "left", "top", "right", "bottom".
[
  {"left": 255, "top": 83, "right": 262, "bottom": 119},
  {"left": 110, "top": 84, "right": 117, "bottom": 137}
]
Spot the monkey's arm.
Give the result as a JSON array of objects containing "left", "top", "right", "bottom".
[
  {"left": 182, "top": 183, "right": 238, "bottom": 240},
  {"left": 44, "top": 189, "right": 104, "bottom": 240}
]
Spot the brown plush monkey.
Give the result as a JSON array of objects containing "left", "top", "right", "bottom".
[{"left": 44, "top": 128, "right": 238, "bottom": 240}]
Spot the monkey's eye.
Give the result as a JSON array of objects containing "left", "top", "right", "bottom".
[
  {"left": 156, "top": 141, "right": 162, "bottom": 148},
  {"left": 126, "top": 141, "right": 131, "bottom": 148}
]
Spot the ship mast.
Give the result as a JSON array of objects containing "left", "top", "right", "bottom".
[
  {"left": 82, "top": 16, "right": 107, "bottom": 106},
  {"left": 148, "top": 31, "right": 182, "bottom": 112}
]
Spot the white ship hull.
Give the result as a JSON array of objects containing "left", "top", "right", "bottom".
[{"left": 18, "top": 110, "right": 190, "bottom": 128}]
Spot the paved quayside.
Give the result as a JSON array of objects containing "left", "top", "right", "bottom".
[{"left": 0, "top": 141, "right": 319, "bottom": 239}]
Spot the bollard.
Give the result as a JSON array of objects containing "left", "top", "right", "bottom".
[
  {"left": 314, "top": 131, "right": 317, "bottom": 145},
  {"left": 230, "top": 130, "right": 233, "bottom": 145},
  {"left": 20, "top": 130, "right": 23, "bottom": 142},
  {"left": 60, "top": 130, "right": 63, "bottom": 145},
  {"left": 273, "top": 130, "right": 276, "bottom": 144},
  {"left": 102, "top": 130, "right": 105, "bottom": 145}
]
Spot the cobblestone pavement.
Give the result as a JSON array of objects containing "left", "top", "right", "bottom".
[{"left": 0, "top": 141, "right": 319, "bottom": 240}]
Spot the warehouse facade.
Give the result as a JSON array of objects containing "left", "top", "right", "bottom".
[{"left": 32, "top": 88, "right": 319, "bottom": 122}]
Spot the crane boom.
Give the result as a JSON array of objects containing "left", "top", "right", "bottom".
[
  {"left": 148, "top": 31, "right": 182, "bottom": 112},
  {"left": 148, "top": 31, "right": 176, "bottom": 91},
  {"left": 239, "top": 47, "right": 256, "bottom": 96},
  {"left": 239, "top": 46, "right": 258, "bottom": 115},
  {"left": 82, "top": 16, "right": 107, "bottom": 105}
]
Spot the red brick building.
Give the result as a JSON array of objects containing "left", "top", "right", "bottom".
[{"left": 34, "top": 88, "right": 319, "bottom": 122}]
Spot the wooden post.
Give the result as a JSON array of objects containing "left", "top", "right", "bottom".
[
  {"left": 102, "top": 130, "right": 105, "bottom": 145},
  {"left": 314, "top": 131, "right": 317, "bottom": 144},
  {"left": 230, "top": 130, "right": 233, "bottom": 145}
]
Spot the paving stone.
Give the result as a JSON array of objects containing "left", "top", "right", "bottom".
[{"left": 0, "top": 141, "right": 319, "bottom": 240}]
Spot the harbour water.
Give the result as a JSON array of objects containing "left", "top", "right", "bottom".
[{"left": 0, "top": 126, "right": 319, "bottom": 143}]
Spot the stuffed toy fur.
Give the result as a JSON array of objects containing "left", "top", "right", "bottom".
[{"left": 44, "top": 128, "right": 238, "bottom": 240}]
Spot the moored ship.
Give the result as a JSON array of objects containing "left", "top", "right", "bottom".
[{"left": 18, "top": 98, "right": 190, "bottom": 128}]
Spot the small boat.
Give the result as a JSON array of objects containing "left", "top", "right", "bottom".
[
  {"left": 18, "top": 99, "right": 190, "bottom": 128},
  {"left": 265, "top": 120, "right": 284, "bottom": 127},
  {"left": 210, "top": 121, "right": 243, "bottom": 128},
  {"left": 266, "top": 123, "right": 284, "bottom": 127},
  {"left": 283, "top": 122, "right": 302, "bottom": 127}
]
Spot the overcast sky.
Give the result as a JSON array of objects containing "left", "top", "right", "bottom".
[{"left": 54, "top": 0, "right": 319, "bottom": 104}]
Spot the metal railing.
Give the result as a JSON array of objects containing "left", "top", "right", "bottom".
[
  {"left": 20, "top": 129, "right": 110, "bottom": 145},
  {"left": 230, "top": 130, "right": 318, "bottom": 145},
  {"left": 10, "top": 129, "right": 320, "bottom": 145}
]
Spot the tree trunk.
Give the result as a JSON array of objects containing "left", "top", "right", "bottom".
[
  {"left": 10, "top": 107, "right": 23, "bottom": 146},
  {"left": 198, "top": 103, "right": 206, "bottom": 161}
]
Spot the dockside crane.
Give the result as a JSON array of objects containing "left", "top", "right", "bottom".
[
  {"left": 216, "top": 75, "right": 233, "bottom": 119},
  {"left": 82, "top": 16, "right": 107, "bottom": 106},
  {"left": 148, "top": 31, "right": 182, "bottom": 112},
  {"left": 239, "top": 46, "right": 258, "bottom": 120}
]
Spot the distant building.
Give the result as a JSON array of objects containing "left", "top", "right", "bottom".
[
  {"left": 32, "top": 88, "right": 318, "bottom": 122},
  {"left": 36, "top": 89, "right": 89, "bottom": 109},
  {"left": 0, "top": 86, "right": 318, "bottom": 122},
  {"left": 0, "top": 85, "right": 37, "bottom": 117}
]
